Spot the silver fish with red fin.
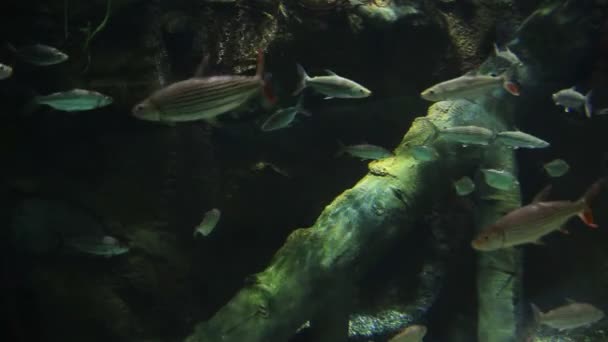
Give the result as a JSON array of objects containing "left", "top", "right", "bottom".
[{"left": 472, "top": 179, "right": 604, "bottom": 251}]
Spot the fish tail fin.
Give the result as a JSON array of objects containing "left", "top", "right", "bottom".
[
  {"left": 584, "top": 89, "right": 593, "bottom": 118},
  {"left": 530, "top": 303, "right": 543, "bottom": 324},
  {"left": 262, "top": 73, "right": 277, "bottom": 104},
  {"left": 578, "top": 206, "right": 597, "bottom": 229},
  {"left": 335, "top": 140, "right": 346, "bottom": 157},
  {"left": 493, "top": 43, "right": 501, "bottom": 55},
  {"left": 578, "top": 178, "right": 606, "bottom": 228},
  {"left": 292, "top": 63, "right": 309, "bottom": 96},
  {"left": 23, "top": 91, "right": 42, "bottom": 115},
  {"left": 418, "top": 117, "right": 440, "bottom": 142},
  {"left": 295, "top": 95, "right": 312, "bottom": 117},
  {"left": 255, "top": 48, "right": 265, "bottom": 79},
  {"left": 6, "top": 42, "right": 17, "bottom": 54},
  {"left": 255, "top": 49, "right": 277, "bottom": 105},
  {"left": 501, "top": 68, "right": 521, "bottom": 96}
]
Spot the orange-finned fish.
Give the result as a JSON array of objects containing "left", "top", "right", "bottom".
[
  {"left": 472, "top": 179, "right": 604, "bottom": 251},
  {"left": 531, "top": 300, "right": 605, "bottom": 331}
]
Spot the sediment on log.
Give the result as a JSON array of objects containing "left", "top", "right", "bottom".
[{"left": 185, "top": 1, "right": 606, "bottom": 341}]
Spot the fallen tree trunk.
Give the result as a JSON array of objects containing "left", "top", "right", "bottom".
[
  {"left": 185, "top": 98, "right": 506, "bottom": 342},
  {"left": 185, "top": 1, "right": 605, "bottom": 341}
]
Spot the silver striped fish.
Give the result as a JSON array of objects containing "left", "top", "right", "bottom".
[
  {"left": 132, "top": 50, "right": 275, "bottom": 123},
  {"left": 471, "top": 180, "right": 604, "bottom": 251}
]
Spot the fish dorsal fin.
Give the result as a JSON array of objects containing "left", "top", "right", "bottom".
[
  {"left": 565, "top": 298, "right": 577, "bottom": 304},
  {"left": 325, "top": 69, "right": 338, "bottom": 76},
  {"left": 194, "top": 54, "right": 210, "bottom": 78},
  {"left": 464, "top": 70, "right": 477, "bottom": 76},
  {"left": 532, "top": 185, "right": 552, "bottom": 203}
]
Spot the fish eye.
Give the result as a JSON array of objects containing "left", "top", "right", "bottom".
[
  {"left": 428, "top": 90, "right": 435, "bottom": 94},
  {"left": 133, "top": 104, "right": 145, "bottom": 113}
]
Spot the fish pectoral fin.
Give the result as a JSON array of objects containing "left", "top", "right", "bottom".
[
  {"left": 565, "top": 107, "right": 571, "bottom": 112},
  {"left": 205, "top": 118, "right": 224, "bottom": 128},
  {"left": 532, "top": 239, "right": 546, "bottom": 246},
  {"left": 324, "top": 96, "right": 334, "bottom": 100},
  {"left": 559, "top": 227, "right": 570, "bottom": 235}
]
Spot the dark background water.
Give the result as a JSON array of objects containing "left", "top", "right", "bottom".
[{"left": 1, "top": 0, "right": 608, "bottom": 341}]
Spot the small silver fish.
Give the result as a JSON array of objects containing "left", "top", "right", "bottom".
[
  {"left": 472, "top": 180, "right": 602, "bottom": 251},
  {"left": 481, "top": 169, "right": 519, "bottom": 191},
  {"left": 336, "top": 141, "right": 393, "bottom": 160},
  {"left": 293, "top": 64, "right": 371, "bottom": 99},
  {"left": 388, "top": 324, "right": 427, "bottom": 342},
  {"left": 543, "top": 159, "right": 570, "bottom": 178},
  {"left": 194, "top": 208, "right": 221, "bottom": 237},
  {"left": 261, "top": 96, "right": 311, "bottom": 131},
  {"left": 133, "top": 50, "right": 274, "bottom": 123},
  {"left": 251, "top": 161, "right": 290, "bottom": 177},
  {"left": 454, "top": 176, "right": 475, "bottom": 196},
  {"left": 495, "top": 130, "right": 550, "bottom": 149},
  {"left": 493, "top": 43, "right": 523, "bottom": 66},
  {"left": 8, "top": 43, "right": 68, "bottom": 66},
  {"left": 427, "top": 120, "right": 495, "bottom": 146},
  {"left": 65, "top": 235, "right": 129, "bottom": 257},
  {"left": 411, "top": 145, "right": 439, "bottom": 162},
  {"left": 552, "top": 87, "right": 593, "bottom": 118},
  {"left": 34, "top": 89, "right": 113, "bottom": 112},
  {"left": 0, "top": 63, "right": 13, "bottom": 80},
  {"left": 420, "top": 70, "right": 520, "bottom": 102},
  {"left": 531, "top": 300, "right": 604, "bottom": 331}
]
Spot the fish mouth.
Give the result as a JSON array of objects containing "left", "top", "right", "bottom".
[
  {"left": 420, "top": 91, "right": 433, "bottom": 101},
  {"left": 470, "top": 239, "right": 484, "bottom": 251},
  {"left": 131, "top": 103, "right": 160, "bottom": 121}
]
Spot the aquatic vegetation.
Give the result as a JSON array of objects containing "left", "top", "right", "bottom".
[{"left": 81, "top": 0, "right": 112, "bottom": 72}]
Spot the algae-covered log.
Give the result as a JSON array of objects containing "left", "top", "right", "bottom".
[
  {"left": 185, "top": 98, "right": 506, "bottom": 342},
  {"left": 185, "top": 1, "right": 606, "bottom": 341}
]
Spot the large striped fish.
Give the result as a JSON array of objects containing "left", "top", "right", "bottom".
[
  {"left": 471, "top": 180, "right": 604, "bottom": 251},
  {"left": 132, "top": 50, "right": 274, "bottom": 123}
]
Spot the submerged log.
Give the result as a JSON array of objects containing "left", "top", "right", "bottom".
[{"left": 185, "top": 1, "right": 605, "bottom": 341}]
